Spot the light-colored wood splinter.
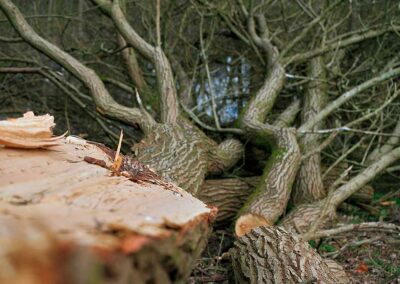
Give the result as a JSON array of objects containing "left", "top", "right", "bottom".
[{"left": 0, "top": 111, "right": 64, "bottom": 148}]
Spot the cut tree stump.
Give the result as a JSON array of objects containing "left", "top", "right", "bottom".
[{"left": 0, "top": 113, "right": 216, "bottom": 284}]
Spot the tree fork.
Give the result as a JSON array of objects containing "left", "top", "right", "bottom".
[
  {"left": 235, "top": 13, "right": 302, "bottom": 236},
  {"left": 0, "top": 0, "right": 155, "bottom": 133}
]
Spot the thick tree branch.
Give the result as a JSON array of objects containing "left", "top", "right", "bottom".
[
  {"left": 236, "top": 13, "right": 302, "bottom": 237},
  {"left": 207, "top": 139, "right": 244, "bottom": 175},
  {"left": 0, "top": 0, "right": 155, "bottom": 133},
  {"left": 93, "top": 0, "right": 179, "bottom": 124},
  {"left": 283, "top": 146, "right": 400, "bottom": 234},
  {"left": 198, "top": 177, "right": 258, "bottom": 223},
  {"left": 236, "top": 126, "right": 301, "bottom": 236},
  {"left": 292, "top": 56, "right": 327, "bottom": 205},
  {"left": 272, "top": 98, "right": 300, "bottom": 128}
]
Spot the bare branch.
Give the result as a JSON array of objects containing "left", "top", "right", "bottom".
[
  {"left": 0, "top": 35, "right": 22, "bottom": 42},
  {"left": 116, "top": 34, "right": 148, "bottom": 92},
  {"left": 0, "top": 0, "right": 155, "bottom": 133},
  {"left": 298, "top": 67, "right": 400, "bottom": 133},
  {"left": 278, "top": 0, "right": 342, "bottom": 60},
  {"left": 309, "top": 222, "right": 400, "bottom": 240},
  {"left": 286, "top": 25, "right": 400, "bottom": 65},
  {"left": 330, "top": 146, "right": 400, "bottom": 207},
  {"left": 108, "top": 0, "right": 179, "bottom": 124},
  {"left": 368, "top": 117, "right": 400, "bottom": 163}
]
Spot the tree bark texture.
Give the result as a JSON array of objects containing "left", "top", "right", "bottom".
[
  {"left": 198, "top": 177, "right": 259, "bottom": 223},
  {"left": 292, "top": 57, "right": 327, "bottom": 205},
  {"left": 132, "top": 120, "right": 243, "bottom": 196},
  {"left": 236, "top": 127, "right": 301, "bottom": 236},
  {"left": 229, "top": 226, "right": 349, "bottom": 284}
]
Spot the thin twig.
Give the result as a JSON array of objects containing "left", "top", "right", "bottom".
[{"left": 199, "top": 15, "right": 221, "bottom": 130}]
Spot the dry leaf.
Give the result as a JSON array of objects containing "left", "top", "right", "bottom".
[{"left": 355, "top": 262, "right": 368, "bottom": 273}]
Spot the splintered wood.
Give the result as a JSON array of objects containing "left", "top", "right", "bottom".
[
  {"left": 0, "top": 111, "right": 64, "bottom": 148},
  {"left": 0, "top": 112, "right": 215, "bottom": 284}
]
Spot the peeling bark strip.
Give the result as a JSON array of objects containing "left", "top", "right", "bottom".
[
  {"left": 84, "top": 147, "right": 183, "bottom": 196},
  {"left": 230, "top": 226, "right": 349, "bottom": 284}
]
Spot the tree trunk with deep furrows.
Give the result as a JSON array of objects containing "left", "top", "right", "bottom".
[
  {"left": 292, "top": 56, "right": 327, "bottom": 205},
  {"left": 229, "top": 226, "right": 349, "bottom": 284}
]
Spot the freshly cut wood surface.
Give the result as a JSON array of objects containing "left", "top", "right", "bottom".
[{"left": 0, "top": 136, "right": 216, "bottom": 283}]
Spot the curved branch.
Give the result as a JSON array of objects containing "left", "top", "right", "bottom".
[
  {"left": 0, "top": 0, "right": 155, "bottom": 133},
  {"left": 207, "top": 138, "right": 244, "bottom": 175},
  {"left": 272, "top": 97, "right": 300, "bottom": 127},
  {"left": 236, "top": 13, "right": 302, "bottom": 237},
  {"left": 93, "top": 0, "right": 179, "bottom": 124},
  {"left": 236, "top": 126, "right": 301, "bottom": 237},
  {"left": 242, "top": 63, "right": 286, "bottom": 125}
]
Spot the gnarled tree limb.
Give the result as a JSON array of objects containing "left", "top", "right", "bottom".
[
  {"left": 0, "top": 0, "right": 155, "bottom": 133},
  {"left": 93, "top": 0, "right": 180, "bottom": 124}
]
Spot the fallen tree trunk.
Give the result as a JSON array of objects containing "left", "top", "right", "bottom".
[
  {"left": 229, "top": 227, "right": 349, "bottom": 284},
  {"left": 0, "top": 114, "right": 216, "bottom": 284}
]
